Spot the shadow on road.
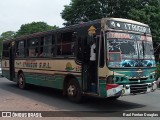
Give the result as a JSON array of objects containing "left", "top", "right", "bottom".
[{"left": 0, "top": 78, "right": 146, "bottom": 112}]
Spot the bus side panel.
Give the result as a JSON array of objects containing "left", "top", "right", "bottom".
[
  {"left": 24, "top": 73, "right": 64, "bottom": 89},
  {"left": 15, "top": 71, "right": 81, "bottom": 90},
  {"left": 15, "top": 59, "right": 81, "bottom": 89}
]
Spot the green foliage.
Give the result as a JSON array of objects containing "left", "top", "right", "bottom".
[
  {"left": 61, "top": 0, "right": 160, "bottom": 41},
  {"left": 0, "top": 31, "right": 16, "bottom": 41},
  {"left": 0, "top": 31, "right": 16, "bottom": 55},
  {"left": 0, "top": 22, "right": 58, "bottom": 54},
  {"left": 16, "top": 22, "right": 58, "bottom": 37},
  {"left": 61, "top": 0, "right": 107, "bottom": 25},
  {"left": 128, "top": 0, "right": 160, "bottom": 41}
]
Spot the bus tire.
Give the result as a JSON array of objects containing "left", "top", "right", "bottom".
[
  {"left": 67, "top": 78, "right": 82, "bottom": 102},
  {"left": 17, "top": 73, "right": 27, "bottom": 89}
]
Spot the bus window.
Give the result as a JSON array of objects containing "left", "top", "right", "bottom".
[
  {"left": 27, "top": 38, "right": 39, "bottom": 57},
  {"left": 16, "top": 40, "right": 25, "bottom": 58},
  {"left": 51, "top": 35, "right": 56, "bottom": 57},
  {"left": 56, "top": 31, "right": 75, "bottom": 56},
  {"left": 40, "top": 35, "right": 54, "bottom": 57},
  {"left": 57, "top": 45, "right": 62, "bottom": 55},
  {"left": 2, "top": 42, "right": 10, "bottom": 58}
]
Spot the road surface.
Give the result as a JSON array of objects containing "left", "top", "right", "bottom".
[{"left": 0, "top": 77, "right": 159, "bottom": 120}]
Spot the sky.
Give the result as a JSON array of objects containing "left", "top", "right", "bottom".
[{"left": 0, "top": 0, "right": 71, "bottom": 35}]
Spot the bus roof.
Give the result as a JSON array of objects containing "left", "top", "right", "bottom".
[
  {"left": 3, "top": 19, "right": 101, "bottom": 42},
  {"left": 3, "top": 17, "right": 149, "bottom": 42},
  {"left": 106, "top": 18, "right": 149, "bottom": 27}
]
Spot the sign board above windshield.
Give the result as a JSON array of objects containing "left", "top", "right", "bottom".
[
  {"left": 107, "top": 32, "right": 152, "bottom": 41},
  {"left": 107, "top": 20, "right": 151, "bottom": 34}
]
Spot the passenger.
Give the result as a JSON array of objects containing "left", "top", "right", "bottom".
[{"left": 89, "top": 39, "right": 97, "bottom": 92}]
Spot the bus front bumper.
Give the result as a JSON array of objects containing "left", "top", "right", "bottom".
[
  {"left": 106, "top": 83, "right": 156, "bottom": 97},
  {"left": 121, "top": 83, "right": 153, "bottom": 96}
]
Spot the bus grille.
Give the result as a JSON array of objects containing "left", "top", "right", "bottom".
[
  {"left": 129, "top": 78, "right": 148, "bottom": 81},
  {"left": 130, "top": 84, "right": 148, "bottom": 94}
]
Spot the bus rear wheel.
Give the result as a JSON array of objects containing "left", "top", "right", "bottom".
[
  {"left": 67, "top": 78, "right": 82, "bottom": 102},
  {"left": 17, "top": 73, "right": 27, "bottom": 89}
]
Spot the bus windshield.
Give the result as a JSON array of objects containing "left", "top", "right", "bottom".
[
  {"left": 108, "top": 39, "right": 138, "bottom": 59},
  {"left": 138, "top": 41, "right": 154, "bottom": 59},
  {"left": 106, "top": 33, "right": 155, "bottom": 68}
]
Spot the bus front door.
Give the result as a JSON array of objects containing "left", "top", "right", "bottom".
[
  {"left": 75, "top": 36, "right": 98, "bottom": 93},
  {"left": 83, "top": 36, "right": 98, "bottom": 93}
]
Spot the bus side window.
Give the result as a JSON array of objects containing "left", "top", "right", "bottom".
[
  {"left": 57, "top": 45, "right": 61, "bottom": 55},
  {"left": 56, "top": 31, "right": 75, "bottom": 56},
  {"left": 40, "top": 35, "right": 53, "bottom": 57},
  {"left": 2, "top": 42, "right": 10, "bottom": 58},
  {"left": 51, "top": 34, "right": 56, "bottom": 57},
  {"left": 27, "top": 37, "right": 39, "bottom": 57},
  {"left": 51, "top": 47, "right": 55, "bottom": 56},
  {"left": 75, "top": 37, "right": 83, "bottom": 63},
  {"left": 16, "top": 40, "right": 25, "bottom": 58},
  {"left": 29, "top": 48, "right": 36, "bottom": 57}
]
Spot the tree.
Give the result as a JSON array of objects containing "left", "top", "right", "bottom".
[
  {"left": 128, "top": 0, "right": 160, "bottom": 41},
  {"left": 16, "top": 22, "right": 58, "bottom": 37},
  {"left": 0, "top": 31, "right": 16, "bottom": 41},
  {"left": 61, "top": 0, "right": 160, "bottom": 41},
  {"left": 0, "top": 22, "right": 58, "bottom": 54},
  {"left": 61, "top": 0, "right": 108, "bottom": 26},
  {"left": 61, "top": 0, "right": 137, "bottom": 25},
  {"left": 0, "top": 31, "right": 16, "bottom": 54},
  {"left": 61, "top": 0, "right": 153, "bottom": 25}
]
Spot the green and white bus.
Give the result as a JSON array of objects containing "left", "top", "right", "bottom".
[{"left": 2, "top": 18, "right": 157, "bottom": 102}]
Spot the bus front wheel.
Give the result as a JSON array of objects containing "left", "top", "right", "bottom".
[
  {"left": 67, "top": 78, "right": 82, "bottom": 102},
  {"left": 17, "top": 73, "right": 27, "bottom": 89}
]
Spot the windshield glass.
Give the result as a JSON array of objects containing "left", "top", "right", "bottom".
[
  {"left": 106, "top": 32, "right": 156, "bottom": 68},
  {"left": 138, "top": 41, "right": 154, "bottom": 59},
  {"left": 108, "top": 39, "right": 138, "bottom": 59}
]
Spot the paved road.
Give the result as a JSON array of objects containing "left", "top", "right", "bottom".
[{"left": 0, "top": 77, "right": 160, "bottom": 120}]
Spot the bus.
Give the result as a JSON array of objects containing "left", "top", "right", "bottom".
[{"left": 1, "top": 18, "right": 157, "bottom": 102}]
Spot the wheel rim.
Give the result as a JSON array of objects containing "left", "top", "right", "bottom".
[{"left": 67, "top": 85, "right": 76, "bottom": 96}]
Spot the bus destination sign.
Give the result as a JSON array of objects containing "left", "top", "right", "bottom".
[
  {"left": 107, "top": 32, "right": 152, "bottom": 41},
  {"left": 107, "top": 20, "right": 151, "bottom": 34}
]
